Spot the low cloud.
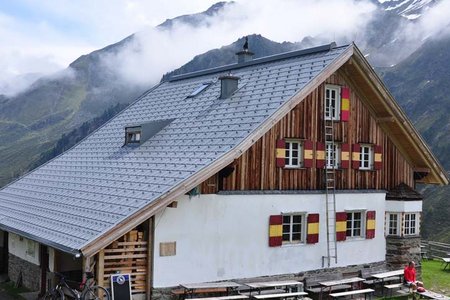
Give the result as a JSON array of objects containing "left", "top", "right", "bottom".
[{"left": 101, "top": 0, "right": 377, "bottom": 87}]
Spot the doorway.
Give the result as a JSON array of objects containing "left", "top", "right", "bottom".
[{"left": 0, "top": 231, "right": 8, "bottom": 274}]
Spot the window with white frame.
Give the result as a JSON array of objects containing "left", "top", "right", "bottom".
[
  {"left": 360, "top": 145, "right": 374, "bottom": 170},
  {"left": 387, "top": 213, "right": 400, "bottom": 236},
  {"left": 284, "top": 140, "right": 303, "bottom": 168},
  {"left": 282, "top": 214, "right": 305, "bottom": 244},
  {"left": 325, "top": 85, "right": 341, "bottom": 120},
  {"left": 404, "top": 213, "right": 419, "bottom": 236},
  {"left": 326, "top": 142, "right": 340, "bottom": 169},
  {"left": 346, "top": 211, "right": 363, "bottom": 238}
]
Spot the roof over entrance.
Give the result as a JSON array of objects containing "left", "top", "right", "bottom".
[{"left": 0, "top": 42, "right": 446, "bottom": 256}]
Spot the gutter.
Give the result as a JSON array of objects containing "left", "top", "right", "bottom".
[{"left": 0, "top": 224, "right": 82, "bottom": 256}]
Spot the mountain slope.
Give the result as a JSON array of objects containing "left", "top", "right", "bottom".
[
  {"left": 381, "top": 34, "right": 450, "bottom": 170},
  {"left": 381, "top": 33, "right": 450, "bottom": 242}
]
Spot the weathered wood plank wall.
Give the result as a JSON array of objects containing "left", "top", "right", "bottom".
[{"left": 201, "top": 72, "right": 414, "bottom": 193}]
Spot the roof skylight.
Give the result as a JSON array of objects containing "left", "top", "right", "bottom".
[{"left": 187, "top": 83, "right": 211, "bottom": 98}]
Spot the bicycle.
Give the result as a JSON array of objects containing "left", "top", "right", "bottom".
[{"left": 42, "top": 271, "right": 110, "bottom": 300}]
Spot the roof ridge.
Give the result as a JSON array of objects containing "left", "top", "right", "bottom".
[{"left": 168, "top": 42, "right": 346, "bottom": 82}]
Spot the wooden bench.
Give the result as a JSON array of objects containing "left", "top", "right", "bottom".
[
  {"left": 384, "top": 283, "right": 405, "bottom": 297},
  {"left": 329, "top": 289, "right": 374, "bottom": 299},
  {"left": 252, "top": 291, "right": 308, "bottom": 299},
  {"left": 188, "top": 295, "right": 250, "bottom": 300},
  {"left": 418, "top": 290, "right": 450, "bottom": 300}
]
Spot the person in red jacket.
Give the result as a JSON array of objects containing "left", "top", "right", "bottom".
[{"left": 404, "top": 261, "right": 423, "bottom": 290}]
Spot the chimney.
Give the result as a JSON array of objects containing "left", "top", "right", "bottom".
[
  {"left": 236, "top": 36, "right": 254, "bottom": 64},
  {"left": 219, "top": 75, "right": 240, "bottom": 99}
]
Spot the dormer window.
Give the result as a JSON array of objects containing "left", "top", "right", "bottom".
[{"left": 125, "top": 126, "right": 141, "bottom": 145}]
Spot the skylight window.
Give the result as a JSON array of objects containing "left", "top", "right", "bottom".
[{"left": 187, "top": 83, "right": 211, "bottom": 98}]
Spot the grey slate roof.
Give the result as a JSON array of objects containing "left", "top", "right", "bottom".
[{"left": 0, "top": 43, "right": 350, "bottom": 254}]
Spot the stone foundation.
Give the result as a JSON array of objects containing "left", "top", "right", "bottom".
[
  {"left": 151, "top": 261, "right": 386, "bottom": 300},
  {"left": 386, "top": 236, "right": 421, "bottom": 276},
  {"left": 8, "top": 253, "right": 41, "bottom": 291}
]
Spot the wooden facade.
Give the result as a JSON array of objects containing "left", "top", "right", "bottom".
[{"left": 201, "top": 71, "right": 415, "bottom": 193}]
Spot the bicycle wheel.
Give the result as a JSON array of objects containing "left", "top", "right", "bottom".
[
  {"left": 43, "top": 288, "right": 65, "bottom": 300},
  {"left": 81, "top": 285, "right": 110, "bottom": 300}
]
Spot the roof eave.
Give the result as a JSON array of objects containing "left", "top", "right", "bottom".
[
  {"left": 0, "top": 224, "right": 81, "bottom": 255},
  {"left": 350, "top": 45, "right": 448, "bottom": 185}
]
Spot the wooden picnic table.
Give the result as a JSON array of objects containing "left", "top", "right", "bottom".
[
  {"left": 244, "top": 280, "right": 303, "bottom": 296},
  {"left": 181, "top": 281, "right": 242, "bottom": 297},
  {"left": 318, "top": 277, "right": 364, "bottom": 300},
  {"left": 371, "top": 270, "right": 403, "bottom": 281},
  {"left": 319, "top": 277, "right": 365, "bottom": 287},
  {"left": 371, "top": 269, "right": 404, "bottom": 296}
]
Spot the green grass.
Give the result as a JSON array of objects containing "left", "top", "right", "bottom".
[
  {"left": 421, "top": 259, "right": 450, "bottom": 296},
  {"left": 0, "top": 281, "right": 28, "bottom": 299}
]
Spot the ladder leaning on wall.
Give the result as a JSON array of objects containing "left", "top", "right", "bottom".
[{"left": 322, "top": 90, "right": 338, "bottom": 268}]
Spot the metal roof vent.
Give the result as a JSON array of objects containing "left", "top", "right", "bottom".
[
  {"left": 219, "top": 74, "right": 240, "bottom": 99},
  {"left": 236, "top": 36, "right": 254, "bottom": 64}
]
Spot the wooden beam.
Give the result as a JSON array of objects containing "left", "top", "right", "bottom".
[
  {"left": 146, "top": 217, "right": 154, "bottom": 300},
  {"left": 97, "top": 250, "right": 105, "bottom": 291}
]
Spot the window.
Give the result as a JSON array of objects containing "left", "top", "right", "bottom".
[
  {"left": 404, "top": 213, "right": 419, "bottom": 236},
  {"left": 282, "top": 214, "right": 305, "bottom": 244},
  {"left": 326, "top": 142, "right": 340, "bottom": 169},
  {"left": 125, "top": 126, "right": 141, "bottom": 144},
  {"left": 285, "top": 140, "right": 303, "bottom": 168},
  {"left": 325, "top": 85, "right": 341, "bottom": 120},
  {"left": 346, "top": 211, "right": 363, "bottom": 238},
  {"left": 387, "top": 213, "right": 400, "bottom": 236},
  {"left": 360, "top": 145, "right": 373, "bottom": 170},
  {"left": 187, "top": 82, "right": 211, "bottom": 98},
  {"left": 26, "top": 240, "right": 35, "bottom": 258}
]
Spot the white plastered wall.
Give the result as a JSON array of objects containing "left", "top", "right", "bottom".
[
  {"left": 8, "top": 233, "right": 40, "bottom": 265},
  {"left": 153, "top": 192, "right": 386, "bottom": 288},
  {"left": 386, "top": 200, "right": 422, "bottom": 212}
]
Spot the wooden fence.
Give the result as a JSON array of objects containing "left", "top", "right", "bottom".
[{"left": 421, "top": 240, "right": 450, "bottom": 259}]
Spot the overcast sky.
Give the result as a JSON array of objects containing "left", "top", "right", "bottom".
[{"left": 1, "top": 0, "right": 449, "bottom": 96}]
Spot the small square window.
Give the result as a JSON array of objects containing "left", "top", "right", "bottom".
[
  {"left": 282, "top": 214, "right": 305, "bottom": 244},
  {"left": 325, "top": 85, "right": 341, "bottom": 120},
  {"left": 284, "top": 140, "right": 303, "bottom": 168},
  {"left": 346, "top": 211, "right": 364, "bottom": 238},
  {"left": 360, "top": 145, "right": 374, "bottom": 170}
]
